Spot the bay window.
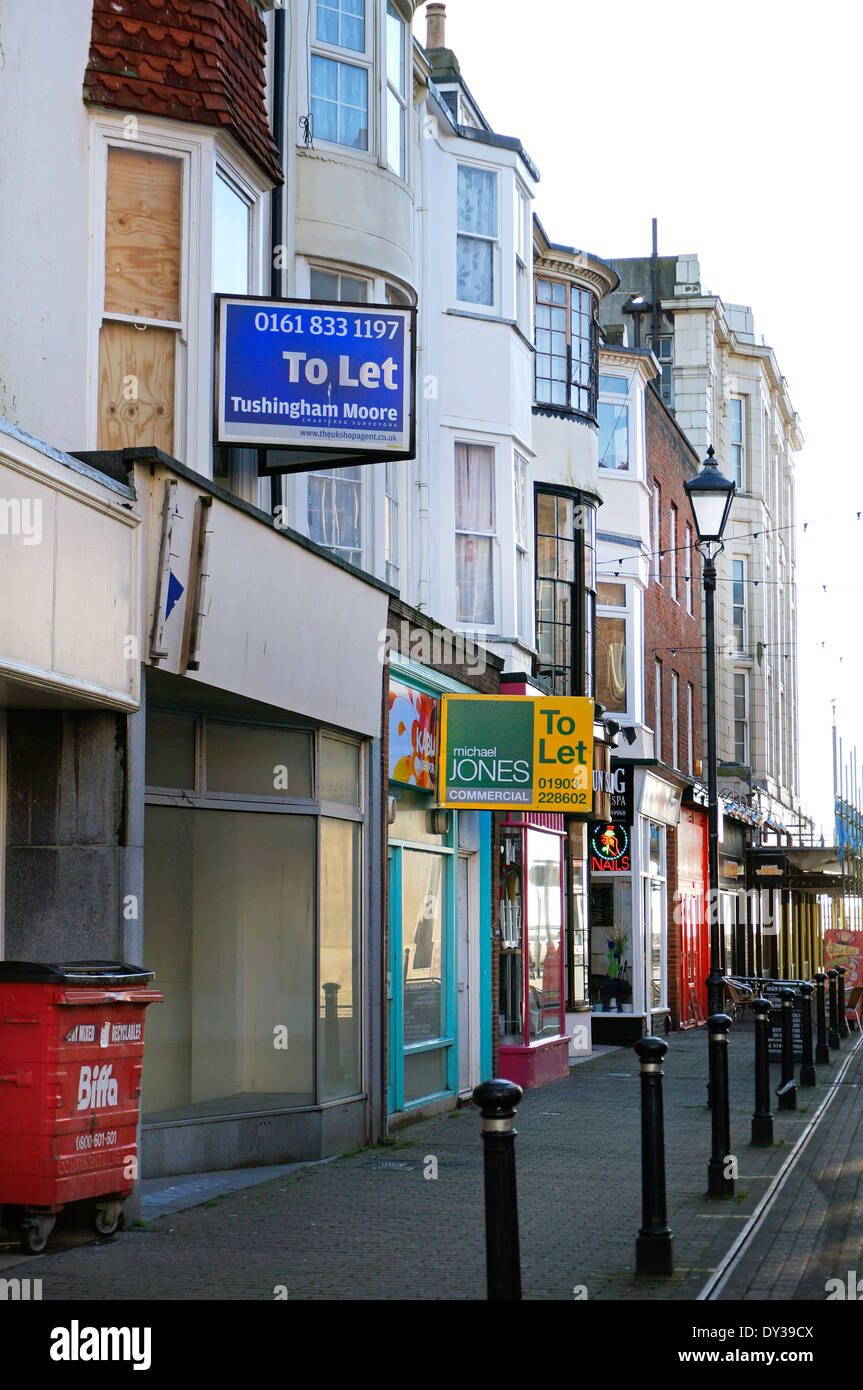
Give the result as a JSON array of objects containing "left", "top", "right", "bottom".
[
  {"left": 536, "top": 488, "right": 597, "bottom": 697},
  {"left": 455, "top": 442, "right": 495, "bottom": 625},
  {"left": 514, "top": 453, "right": 530, "bottom": 642},
  {"left": 535, "top": 278, "right": 598, "bottom": 417},
  {"left": 308, "top": 466, "right": 363, "bottom": 567}
]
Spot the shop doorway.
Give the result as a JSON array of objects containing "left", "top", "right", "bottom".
[
  {"left": 387, "top": 811, "right": 456, "bottom": 1115},
  {"left": 457, "top": 851, "right": 481, "bottom": 1096}
]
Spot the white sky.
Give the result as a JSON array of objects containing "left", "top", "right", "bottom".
[{"left": 414, "top": 0, "right": 863, "bottom": 837}]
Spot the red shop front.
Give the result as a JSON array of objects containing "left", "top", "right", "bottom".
[
  {"left": 676, "top": 801, "right": 708, "bottom": 1028},
  {"left": 497, "top": 812, "right": 569, "bottom": 1088}
]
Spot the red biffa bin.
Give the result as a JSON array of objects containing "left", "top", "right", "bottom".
[{"left": 0, "top": 960, "right": 162, "bottom": 1253}]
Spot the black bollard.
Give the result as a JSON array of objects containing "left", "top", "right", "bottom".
[
  {"left": 828, "top": 969, "right": 841, "bottom": 1050},
  {"left": 799, "top": 983, "right": 816, "bottom": 1087},
  {"left": 837, "top": 966, "right": 850, "bottom": 1039},
  {"left": 634, "top": 1036, "right": 674, "bottom": 1276},
  {"left": 815, "top": 972, "right": 830, "bottom": 1065},
  {"left": 473, "top": 1079, "right": 523, "bottom": 1300},
  {"left": 707, "top": 1013, "right": 735, "bottom": 1197},
  {"left": 776, "top": 989, "right": 798, "bottom": 1111},
  {"left": 751, "top": 997, "right": 774, "bottom": 1146}
]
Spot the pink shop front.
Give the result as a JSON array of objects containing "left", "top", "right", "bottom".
[{"left": 497, "top": 812, "right": 569, "bottom": 1088}]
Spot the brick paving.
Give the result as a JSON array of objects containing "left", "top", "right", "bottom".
[{"left": 20, "top": 1023, "right": 863, "bottom": 1301}]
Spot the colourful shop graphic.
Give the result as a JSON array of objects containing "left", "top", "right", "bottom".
[
  {"left": 388, "top": 681, "right": 438, "bottom": 790},
  {"left": 589, "top": 822, "right": 630, "bottom": 873},
  {"left": 825, "top": 928, "right": 863, "bottom": 991}
]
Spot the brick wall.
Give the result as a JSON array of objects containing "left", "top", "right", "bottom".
[{"left": 644, "top": 385, "right": 704, "bottom": 779}]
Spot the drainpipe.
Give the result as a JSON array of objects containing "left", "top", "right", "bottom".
[
  {"left": 269, "top": 3, "right": 287, "bottom": 515},
  {"left": 416, "top": 89, "right": 432, "bottom": 613}
]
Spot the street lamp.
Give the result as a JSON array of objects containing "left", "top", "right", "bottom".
[{"left": 684, "top": 444, "right": 736, "bottom": 1198}]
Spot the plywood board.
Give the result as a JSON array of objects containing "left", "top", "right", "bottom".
[
  {"left": 98, "top": 320, "right": 175, "bottom": 454},
  {"left": 104, "top": 148, "right": 182, "bottom": 321}
]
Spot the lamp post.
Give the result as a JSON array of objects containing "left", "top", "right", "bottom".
[
  {"left": 684, "top": 447, "right": 736, "bottom": 1014},
  {"left": 685, "top": 446, "right": 736, "bottom": 1196}
]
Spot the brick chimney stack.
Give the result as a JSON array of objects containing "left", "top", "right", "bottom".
[{"left": 426, "top": 3, "right": 446, "bottom": 50}]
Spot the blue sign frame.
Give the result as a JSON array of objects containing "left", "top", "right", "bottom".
[{"left": 214, "top": 294, "right": 416, "bottom": 473}]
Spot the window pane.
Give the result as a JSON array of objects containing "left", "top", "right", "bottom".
[
  {"left": 320, "top": 736, "right": 360, "bottom": 804},
  {"left": 403, "top": 851, "right": 445, "bottom": 1047},
  {"left": 457, "top": 165, "right": 497, "bottom": 236},
  {"left": 526, "top": 830, "right": 562, "bottom": 1038},
  {"left": 455, "top": 443, "right": 494, "bottom": 529},
  {"left": 456, "top": 535, "right": 494, "bottom": 624},
  {"left": 599, "top": 375, "right": 628, "bottom": 395},
  {"left": 143, "top": 808, "right": 316, "bottom": 1116},
  {"left": 339, "top": 275, "right": 368, "bottom": 303},
  {"left": 146, "top": 713, "right": 196, "bottom": 790},
  {"left": 404, "top": 1049, "right": 448, "bottom": 1103},
  {"left": 457, "top": 235, "right": 493, "bottom": 305},
  {"left": 596, "top": 615, "right": 627, "bottom": 712},
  {"left": 597, "top": 581, "right": 626, "bottom": 607},
  {"left": 213, "top": 172, "right": 250, "bottom": 294},
  {"left": 386, "top": 2, "right": 406, "bottom": 92},
  {"left": 387, "top": 89, "right": 405, "bottom": 178},
  {"left": 319, "top": 818, "right": 361, "bottom": 1100},
  {"left": 310, "top": 268, "right": 339, "bottom": 300},
  {"left": 598, "top": 401, "right": 629, "bottom": 470},
  {"left": 206, "top": 722, "right": 313, "bottom": 799}
]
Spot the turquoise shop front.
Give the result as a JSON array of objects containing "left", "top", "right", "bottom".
[{"left": 386, "top": 655, "right": 492, "bottom": 1121}]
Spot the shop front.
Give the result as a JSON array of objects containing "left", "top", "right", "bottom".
[
  {"left": 497, "top": 812, "right": 568, "bottom": 1087},
  {"left": 675, "top": 797, "right": 708, "bottom": 1028},
  {"left": 589, "top": 769, "right": 681, "bottom": 1043},
  {"left": 386, "top": 653, "right": 493, "bottom": 1122}
]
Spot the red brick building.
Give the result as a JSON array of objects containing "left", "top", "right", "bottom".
[{"left": 644, "top": 383, "right": 709, "bottom": 1027}]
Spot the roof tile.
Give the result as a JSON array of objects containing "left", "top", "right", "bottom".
[{"left": 83, "top": 0, "right": 282, "bottom": 183}]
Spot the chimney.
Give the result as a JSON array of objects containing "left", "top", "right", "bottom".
[{"left": 426, "top": 2, "right": 446, "bottom": 50}]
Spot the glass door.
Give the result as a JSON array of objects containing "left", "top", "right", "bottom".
[{"left": 388, "top": 814, "right": 456, "bottom": 1112}]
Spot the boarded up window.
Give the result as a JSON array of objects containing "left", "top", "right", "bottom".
[
  {"left": 98, "top": 321, "right": 175, "bottom": 453},
  {"left": 100, "top": 148, "right": 182, "bottom": 454},
  {"left": 104, "top": 149, "right": 182, "bottom": 320}
]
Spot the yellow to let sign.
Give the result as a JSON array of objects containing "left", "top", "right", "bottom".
[{"left": 438, "top": 695, "right": 594, "bottom": 811}]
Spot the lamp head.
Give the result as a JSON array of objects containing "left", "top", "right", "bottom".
[{"left": 684, "top": 446, "right": 736, "bottom": 548}]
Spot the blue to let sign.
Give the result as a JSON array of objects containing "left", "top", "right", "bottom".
[{"left": 214, "top": 296, "right": 415, "bottom": 458}]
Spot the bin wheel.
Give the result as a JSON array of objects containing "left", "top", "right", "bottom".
[
  {"left": 89, "top": 1201, "right": 124, "bottom": 1238},
  {"left": 19, "top": 1214, "right": 56, "bottom": 1255}
]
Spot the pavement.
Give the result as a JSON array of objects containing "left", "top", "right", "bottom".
[{"left": 4, "top": 1021, "right": 863, "bottom": 1301}]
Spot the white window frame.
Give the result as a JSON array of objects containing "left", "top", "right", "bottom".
[
  {"left": 654, "top": 658, "right": 662, "bottom": 760},
  {"left": 514, "top": 181, "right": 531, "bottom": 337},
  {"left": 597, "top": 373, "right": 631, "bottom": 473},
  {"left": 671, "top": 670, "right": 679, "bottom": 769},
  {"left": 456, "top": 162, "right": 501, "bottom": 313},
  {"left": 384, "top": 458, "right": 400, "bottom": 588},
  {"left": 684, "top": 523, "right": 693, "bottom": 615},
  {"left": 309, "top": 0, "right": 374, "bottom": 158},
  {"left": 88, "top": 114, "right": 267, "bottom": 479},
  {"left": 454, "top": 439, "right": 497, "bottom": 630},
  {"left": 686, "top": 681, "right": 694, "bottom": 775},
  {"left": 734, "top": 670, "right": 749, "bottom": 765},
  {"left": 732, "top": 556, "right": 748, "bottom": 653},
  {"left": 653, "top": 481, "right": 662, "bottom": 585},
  {"left": 669, "top": 503, "right": 678, "bottom": 603},
  {"left": 384, "top": 1, "right": 409, "bottom": 181},
  {"left": 513, "top": 452, "right": 530, "bottom": 642},
  {"left": 595, "top": 580, "right": 631, "bottom": 720},
  {"left": 729, "top": 394, "right": 745, "bottom": 489}
]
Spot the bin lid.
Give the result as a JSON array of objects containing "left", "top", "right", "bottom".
[{"left": 0, "top": 960, "right": 155, "bottom": 986}]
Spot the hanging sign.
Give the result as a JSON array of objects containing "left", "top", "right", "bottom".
[
  {"left": 438, "top": 695, "right": 594, "bottom": 810},
  {"left": 589, "top": 822, "right": 631, "bottom": 872},
  {"left": 214, "top": 295, "right": 416, "bottom": 470}
]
